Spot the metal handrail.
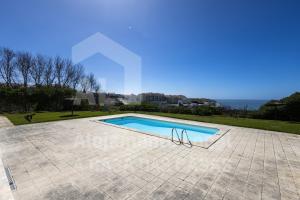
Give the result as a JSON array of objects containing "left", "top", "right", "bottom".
[
  {"left": 181, "top": 129, "right": 192, "bottom": 147},
  {"left": 171, "top": 128, "right": 181, "bottom": 144}
]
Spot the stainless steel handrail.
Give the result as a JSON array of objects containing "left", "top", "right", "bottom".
[
  {"left": 181, "top": 129, "right": 192, "bottom": 147},
  {"left": 171, "top": 128, "right": 181, "bottom": 144}
]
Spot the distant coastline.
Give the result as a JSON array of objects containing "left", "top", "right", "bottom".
[{"left": 215, "top": 99, "right": 269, "bottom": 110}]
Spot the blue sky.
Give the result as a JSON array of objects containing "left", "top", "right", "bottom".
[{"left": 0, "top": 0, "right": 299, "bottom": 99}]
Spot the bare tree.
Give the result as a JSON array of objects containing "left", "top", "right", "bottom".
[
  {"left": 62, "top": 59, "right": 75, "bottom": 87},
  {"left": 87, "top": 73, "right": 97, "bottom": 92},
  {"left": 44, "top": 58, "right": 55, "bottom": 86},
  {"left": 31, "top": 55, "right": 46, "bottom": 86},
  {"left": 80, "top": 75, "right": 90, "bottom": 93},
  {"left": 54, "top": 56, "right": 64, "bottom": 86},
  {"left": 95, "top": 83, "right": 100, "bottom": 93},
  {"left": 1, "top": 47, "right": 91, "bottom": 92},
  {"left": 71, "top": 64, "right": 84, "bottom": 89},
  {"left": 0, "top": 48, "right": 15, "bottom": 87},
  {"left": 94, "top": 82, "right": 101, "bottom": 107},
  {"left": 16, "top": 52, "right": 32, "bottom": 87}
]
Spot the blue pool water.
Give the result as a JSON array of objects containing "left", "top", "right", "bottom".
[{"left": 101, "top": 116, "right": 219, "bottom": 142}]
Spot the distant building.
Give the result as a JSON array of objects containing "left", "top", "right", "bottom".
[
  {"left": 140, "top": 93, "right": 167, "bottom": 104},
  {"left": 92, "top": 92, "right": 217, "bottom": 108},
  {"left": 122, "top": 94, "right": 141, "bottom": 104},
  {"left": 165, "top": 95, "right": 188, "bottom": 104},
  {"left": 188, "top": 98, "right": 217, "bottom": 107},
  {"left": 74, "top": 92, "right": 96, "bottom": 105}
]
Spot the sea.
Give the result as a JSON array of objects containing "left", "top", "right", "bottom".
[{"left": 215, "top": 99, "right": 269, "bottom": 110}]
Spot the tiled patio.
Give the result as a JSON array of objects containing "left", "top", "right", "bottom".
[{"left": 0, "top": 114, "right": 299, "bottom": 200}]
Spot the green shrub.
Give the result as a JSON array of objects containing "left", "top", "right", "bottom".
[
  {"left": 120, "top": 103, "right": 159, "bottom": 112},
  {"left": 0, "top": 86, "right": 75, "bottom": 112},
  {"left": 259, "top": 92, "right": 300, "bottom": 121}
]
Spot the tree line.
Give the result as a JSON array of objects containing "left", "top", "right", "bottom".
[
  {"left": 0, "top": 47, "right": 99, "bottom": 92},
  {"left": 0, "top": 47, "right": 101, "bottom": 112}
]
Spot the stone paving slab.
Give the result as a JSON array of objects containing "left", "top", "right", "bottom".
[
  {"left": 0, "top": 159, "right": 14, "bottom": 200},
  {"left": 0, "top": 113, "right": 299, "bottom": 200},
  {"left": 0, "top": 116, "right": 14, "bottom": 200}
]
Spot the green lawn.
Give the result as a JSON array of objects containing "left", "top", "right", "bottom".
[
  {"left": 3, "top": 111, "right": 123, "bottom": 125},
  {"left": 138, "top": 112, "right": 300, "bottom": 135},
  {"left": 2, "top": 111, "right": 300, "bottom": 135}
]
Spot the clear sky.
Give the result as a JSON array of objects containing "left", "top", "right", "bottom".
[{"left": 0, "top": 0, "right": 299, "bottom": 99}]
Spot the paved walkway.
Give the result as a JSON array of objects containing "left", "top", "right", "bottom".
[
  {"left": 0, "top": 116, "right": 13, "bottom": 128},
  {"left": 0, "top": 158, "right": 14, "bottom": 200},
  {"left": 0, "top": 114, "right": 299, "bottom": 200},
  {"left": 0, "top": 116, "right": 14, "bottom": 200}
]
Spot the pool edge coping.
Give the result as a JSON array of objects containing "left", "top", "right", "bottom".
[{"left": 91, "top": 113, "right": 230, "bottom": 149}]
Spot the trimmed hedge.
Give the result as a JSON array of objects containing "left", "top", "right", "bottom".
[
  {"left": 0, "top": 86, "right": 75, "bottom": 112},
  {"left": 119, "top": 103, "right": 222, "bottom": 116}
]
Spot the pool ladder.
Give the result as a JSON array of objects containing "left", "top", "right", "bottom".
[{"left": 171, "top": 128, "right": 192, "bottom": 147}]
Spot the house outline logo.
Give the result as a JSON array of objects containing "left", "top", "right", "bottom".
[{"left": 72, "top": 32, "right": 142, "bottom": 95}]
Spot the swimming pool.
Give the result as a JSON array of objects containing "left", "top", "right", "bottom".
[{"left": 100, "top": 116, "right": 219, "bottom": 143}]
